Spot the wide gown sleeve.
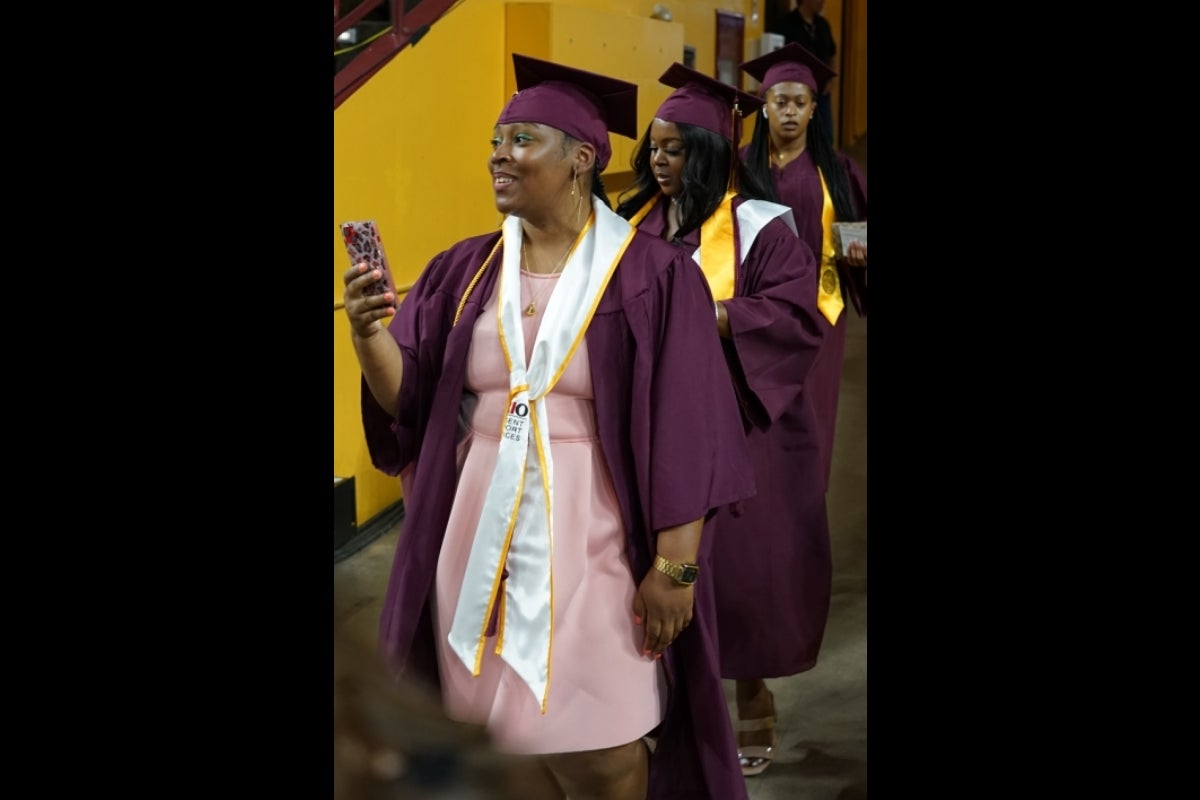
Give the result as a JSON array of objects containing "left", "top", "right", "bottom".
[
  {"left": 836, "top": 152, "right": 869, "bottom": 316},
  {"left": 629, "top": 250, "right": 757, "bottom": 533},
  {"left": 359, "top": 251, "right": 445, "bottom": 477},
  {"left": 840, "top": 151, "right": 868, "bottom": 220},
  {"left": 723, "top": 218, "right": 826, "bottom": 429}
]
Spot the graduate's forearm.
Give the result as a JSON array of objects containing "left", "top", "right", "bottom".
[
  {"left": 655, "top": 518, "right": 703, "bottom": 563},
  {"left": 352, "top": 321, "right": 404, "bottom": 418},
  {"left": 715, "top": 300, "right": 730, "bottom": 339}
]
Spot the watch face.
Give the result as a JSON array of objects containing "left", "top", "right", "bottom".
[{"left": 679, "top": 565, "right": 699, "bottom": 584}]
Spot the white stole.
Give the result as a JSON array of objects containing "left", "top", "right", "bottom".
[
  {"left": 447, "top": 196, "right": 634, "bottom": 712},
  {"left": 690, "top": 198, "right": 797, "bottom": 280}
]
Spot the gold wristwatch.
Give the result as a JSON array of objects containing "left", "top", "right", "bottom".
[{"left": 654, "top": 555, "right": 699, "bottom": 586}]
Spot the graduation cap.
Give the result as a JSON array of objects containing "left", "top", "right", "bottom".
[
  {"left": 653, "top": 63, "right": 764, "bottom": 141},
  {"left": 496, "top": 53, "right": 639, "bottom": 171},
  {"left": 738, "top": 42, "right": 837, "bottom": 97},
  {"left": 652, "top": 63, "right": 763, "bottom": 192}
]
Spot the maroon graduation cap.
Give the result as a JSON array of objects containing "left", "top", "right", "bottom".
[
  {"left": 739, "top": 42, "right": 837, "bottom": 97},
  {"left": 496, "top": 53, "right": 639, "bottom": 171},
  {"left": 653, "top": 62, "right": 764, "bottom": 140}
]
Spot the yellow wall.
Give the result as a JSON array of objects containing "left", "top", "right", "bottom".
[
  {"left": 841, "top": 0, "right": 867, "bottom": 147},
  {"left": 553, "top": 0, "right": 764, "bottom": 76},
  {"left": 333, "top": 0, "right": 853, "bottom": 526},
  {"left": 504, "top": 2, "right": 684, "bottom": 192},
  {"left": 334, "top": 0, "right": 511, "bottom": 524}
]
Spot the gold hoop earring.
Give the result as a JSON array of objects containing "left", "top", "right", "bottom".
[{"left": 577, "top": 170, "right": 586, "bottom": 224}]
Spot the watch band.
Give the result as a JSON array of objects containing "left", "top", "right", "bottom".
[{"left": 654, "top": 554, "right": 700, "bottom": 585}]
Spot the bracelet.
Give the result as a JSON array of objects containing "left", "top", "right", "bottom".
[{"left": 714, "top": 301, "right": 720, "bottom": 321}]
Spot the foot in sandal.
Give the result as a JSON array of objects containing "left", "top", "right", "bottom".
[{"left": 735, "top": 682, "right": 777, "bottom": 777}]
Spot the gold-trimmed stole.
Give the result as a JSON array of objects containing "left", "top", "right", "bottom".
[
  {"left": 697, "top": 190, "right": 739, "bottom": 301},
  {"left": 628, "top": 192, "right": 739, "bottom": 302},
  {"left": 816, "top": 169, "right": 844, "bottom": 325}
]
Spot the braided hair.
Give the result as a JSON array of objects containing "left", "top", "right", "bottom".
[{"left": 743, "top": 94, "right": 861, "bottom": 222}]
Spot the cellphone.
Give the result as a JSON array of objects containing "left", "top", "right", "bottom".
[{"left": 339, "top": 220, "right": 395, "bottom": 302}]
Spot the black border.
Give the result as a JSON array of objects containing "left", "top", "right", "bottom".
[
  {"left": 56, "top": 7, "right": 336, "bottom": 789},
  {"left": 865, "top": 4, "right": 1088, "bottom": 789}
]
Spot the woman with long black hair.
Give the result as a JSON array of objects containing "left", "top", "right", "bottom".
[
  {"left": 616, "top": 62, "right": 831, "bottom": 778},
  {"left": 727, "top": 40, "right": 867, "bottom": 776}
]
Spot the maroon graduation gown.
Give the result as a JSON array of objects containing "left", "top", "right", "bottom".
[
  {"left": 634, "top": 195, "right": 834, "bottom": 676},
  {"left": 360, "top": 226, "right": 756, "bottom": 800},
  {"left": 742, "top": 146, "right": 868, "bottom": 490}
]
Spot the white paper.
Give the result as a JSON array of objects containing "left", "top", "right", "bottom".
[{"left": 832, "top": 222, "right": 867, "bottom": 256}]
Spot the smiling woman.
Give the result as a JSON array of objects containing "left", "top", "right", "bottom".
[
  {"left": 340, "top": 52, "right": 758, "bottom": 800},
  {"left": 487, "top": 123, "right": 588, "bottom": 235}
]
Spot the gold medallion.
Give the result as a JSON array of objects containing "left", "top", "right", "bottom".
[{"left": 821, "top": 267, "right": 839, "bottom": 295}]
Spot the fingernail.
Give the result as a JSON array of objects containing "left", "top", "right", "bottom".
[
  {"left": 643, "top": 650, "right": 651, "bottom": 658},
  {"left": 634, "top": 615, "right": 643, "bottom": 625},
  {"left": 653, "top": 653, "right": 662, "bottom": 660}
]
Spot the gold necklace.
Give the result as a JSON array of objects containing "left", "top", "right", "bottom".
[
  {"left": 772, "top": 131, "right": 809, "bottom": 164},
  {"left": 521, "top": 238, "right": 572, "bottom": 316}
]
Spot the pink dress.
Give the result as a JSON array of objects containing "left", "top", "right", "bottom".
[{"left": 431, "top": 269, "right": 667, "bottom": 755}]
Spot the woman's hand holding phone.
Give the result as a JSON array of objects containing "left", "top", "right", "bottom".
[{"left": 340, "top": 220, "right": 397, "bottom": 337}]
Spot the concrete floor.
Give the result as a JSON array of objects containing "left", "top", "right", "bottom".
[{"left": 335, "top": 139, "right": 867, "bottom": 800}]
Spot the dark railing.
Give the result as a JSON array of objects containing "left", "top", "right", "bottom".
[{"left": 334, "top": 0, "right": 463, "bottom": 109}]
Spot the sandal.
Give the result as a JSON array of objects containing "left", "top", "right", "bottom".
[{"left": 736, "top": 690, "right": 777, "bottom": 777}]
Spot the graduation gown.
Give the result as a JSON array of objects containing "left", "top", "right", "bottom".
[
  {"left": 360, "top": 222, "right": 756, "bottom": 800},
  {"left": 633, "top": 194, "right": 834, "bottom": 676},
  {"left": 744, "top": 146, "right": 868, "bottom": 489}
]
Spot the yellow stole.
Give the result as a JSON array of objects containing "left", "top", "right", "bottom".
[
  {"left": 816, "top": 169, "right": 844, "bottom": 325},
  {"left": 628, "top": 192, "right": 738, "bottom": 301}
]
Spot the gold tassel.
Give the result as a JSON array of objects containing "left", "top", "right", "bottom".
[{"left": 727, "top": 104, "right": 740, "bottom": 194}]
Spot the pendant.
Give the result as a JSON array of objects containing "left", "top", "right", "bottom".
[{"left": 524, "top": 302, "right": 537, "bottom": 316}]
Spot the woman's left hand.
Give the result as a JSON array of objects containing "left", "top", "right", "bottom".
[
  {"left": 844, "top": 241, "right": 867, "bottom": 268},
  {"left": 632, "top": 570, "right": 694, "bottom": 659}
]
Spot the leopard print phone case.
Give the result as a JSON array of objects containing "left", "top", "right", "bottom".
[{"left": 339, "top": 220, "right": 395, "bottom": 301}]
